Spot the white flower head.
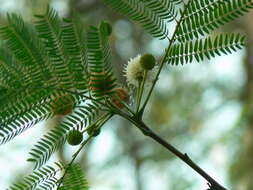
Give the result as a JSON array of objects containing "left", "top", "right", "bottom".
[{"left": 124, "top": 54, "right": 156, "bottom": 87}]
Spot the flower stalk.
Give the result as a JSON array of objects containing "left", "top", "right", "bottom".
[{"left": 136, "top": 70, "right": 147, "bottom": 114}]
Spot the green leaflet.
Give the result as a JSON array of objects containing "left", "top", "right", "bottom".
[
  {"left": 168, "top": 33, "right": 245, "bottom": 65},
  {"left": 8, "top": 162, "right": 89, "bottom": 190},
  {"left": 8, "top": 162, "right": 64, "bottom": 190},
  {"left": 175, "top": 0, "right": 253, "bottom": 42},
  {"left": 0, "top": 47, "right": 26, "bottom": 88},
  {"left": 35, "top": 8, "right": 80, "bottom": 89},
  {"left": 59, "top": 164, "right": 89, "bottom": 190},
  {"left": 103, "top": 0, "right": 179, "bottom": 39},
  {"left": 87, "top": 24, "right": 117, "bottom": 98},
  {"left": 61, "top": 16, "right": 88, "bottom": 91},
  {"left": 27, "top": 18, "right": 117, "bottom": 170},
  {"left": 0, "top": 6, "right": 117, "bottom": 170},
  {"left": 28, "top": 100, "right": 102, "bottom": 169}
]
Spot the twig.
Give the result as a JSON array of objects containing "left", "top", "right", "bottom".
[
  {"left": 56, "top": 137, "right": 92, "bottom": 189},
  {"left": 116, "top": 109, "right": 227, "bottom": 190},
  {"left": 56, "top": 112, "right": 114, "bottom": 189},
  {"left": 140, "top": 0, "right": 193, "bottom": 115},
  {"left": 135, "top": 121, "right": 227, "bottom": 190}
]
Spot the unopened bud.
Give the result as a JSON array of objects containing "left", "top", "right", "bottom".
[{"left": 140, "top": 53, "right": 156, "bottom": 70}]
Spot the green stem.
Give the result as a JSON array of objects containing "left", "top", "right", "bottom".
[
  {"left": 140, "top": 1, "right": 192, "bottom": 114},
  {"left": 30, "top": 86, "right": 111, "bottom": 110},
  {"left": 81, "top": 112, "right": 113, "bottom": 133},
  {"left": 56, "top": 112, "right": 114, "bottom": 189},
  {"left": 110, "top": 93, "right": 135, "bottom": 116},
  {"left": 97, "top": 112, "right": 114, "bottom": 127},
  {"left": 135, "top": 80, "right": 142, "bottom": 113},
  {"left": 136, "top": 71, "right": 147, "bottom": 114},
  {"left": 56, "top": 137, "right": 92, "bottom": 189}
]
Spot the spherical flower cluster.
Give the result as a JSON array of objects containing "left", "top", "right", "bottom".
[
  {"left": 67, "top": 130, "right": 83, "bottom": 146},
  {"left": 124, "top": 54, "right": 156, "bottom": 87}
]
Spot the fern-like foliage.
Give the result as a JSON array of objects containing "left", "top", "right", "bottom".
[
  {"left": 28, "top": 19, "right": 117, "bottom": 170},
  {"left": 175, "top": 0, "right": 253, "bottom": 42},
  {"left": 61, "top": 16, "right": 88, "bottom": 91},
  {"left": 0, "top": 6, "right": 117, "bottom": 170},
  {"left": 87, "top": 23, "right": 117, "bottom": 98},
  {"left": 28, "top": 100, "right": 102, "bottom": 169},
  {"left": 59, "top": 164, "right": 89, "bottom": 190},
  {"left": 102, "top": 0, "right": 180, "bottom": 39},
  {"left": 1, "top": 1, "right": 253, "bottom": 189},
  {"left": 34, "top": 8, "right": 87, "bottom": 89},
  {"left": 8, "top": 162, "right": 64, "bottom": 190},
  {"left": 8, "top": 162, "right": 89, "bottom": 190},
  {"left": 0, "top": 14, "right": 54, "bottom": 144},
  {"left": 168, "top": 33, "right": 245, "bottom": 65}
]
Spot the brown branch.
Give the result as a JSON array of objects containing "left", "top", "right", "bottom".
[
  {"left": 131, "top": 118, "right": 227, "bottom": 190},
  {"left": 115, "top": 108, "right": 227, "bottom": 190}
]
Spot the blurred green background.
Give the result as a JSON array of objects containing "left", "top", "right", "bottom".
[{"left": 0, "top": 0, "right": 253, "bottom": 189}]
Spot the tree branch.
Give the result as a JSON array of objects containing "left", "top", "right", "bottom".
[
  {"left": 139, "top": 122, "right": 227, "bottom": 189},
  {"left": 116, "top": 109, "right": 227, "bottom": 190}
]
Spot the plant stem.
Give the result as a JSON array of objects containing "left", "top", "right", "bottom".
[
  {"left": 97, "top": 112, "right": 114, "bottom": 127},
  {"left": 135, "top": 80, "right": 142, "bottom": 113},
  {"left": 135, "top": 121, "right": 227, "bottom": 190},
  {"left": 56, "top": 137, "right": 92, "bottom": 189},
  {"left": 81, "top": 112, "right": 112, "bottom": 133},
  {"left": 116, "top": 110, "right": 227, "bottom": 190},
  {"left": 136, "top": 71, "right": 147, "bottom": 114},
  {"left": 140, "top": 0, "right": 192, "bottom": 114},
  {"left": 56, "top": 112, "right": 114, "bottom": 189},
  {"left": 110, "top": 92, "right": 135, "bottom": 115}
]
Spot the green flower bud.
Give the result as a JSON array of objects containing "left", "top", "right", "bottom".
[
  {"left": 140, "top": 53, "right": 156, "bottom": 70},
  {"left": 99, "top": 21, "right": 112, "bottom": 36},
  {"left": 67, "top": 130, "right": 83, "bottom": 146},
  {"left": 87, "top": 125, "right": 101, "bottom": 137}
]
